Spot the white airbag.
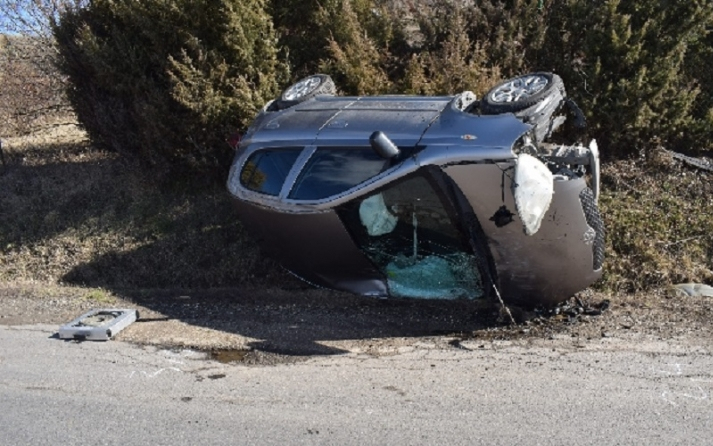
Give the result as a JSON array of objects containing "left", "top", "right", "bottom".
[
  {"left": 359, "top": 193, "right": 397, "bottom": 236},
  {"left": 513, "top": 153, "right": 554, "bottom": 235}
]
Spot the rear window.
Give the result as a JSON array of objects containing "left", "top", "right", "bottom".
[
  {"left": 240, "top": 149, "right": 301, "bottom": 196},
  {"left": 289, "top": 148, "right": 388, "bottom": 200}
]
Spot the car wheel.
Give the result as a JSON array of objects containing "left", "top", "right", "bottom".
[
  {"left": 481, "top": 72, "right": 563, "bottom": 114},
  {"left": 275, "top": 74, "right": 336, "bottom": 110}
]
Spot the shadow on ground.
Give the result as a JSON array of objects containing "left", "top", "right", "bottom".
[
  {"left": 114, "top": 286, "right": 497, "bottom": 356},
  {"left": 2, "top": 136, "right": 499, "bottom": 357}
]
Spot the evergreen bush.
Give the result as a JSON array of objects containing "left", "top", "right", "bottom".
[
  {"left": 400, "top": 0, "right": 546, "bottom": 95},
  {"left": 53, "top": 0, "right": 288, "bottom": 180},
  {"left": 271, "top": 0, "right": 404, "bottom": 86},
  {"left": 393, "top": 0, "right": 713, "bottom": 155},
  {"left": 540, "top": 0, "right": 713, "bottom": 156},
  {"left": 53, "top": 0, "right": 712, "bottom": 175}
]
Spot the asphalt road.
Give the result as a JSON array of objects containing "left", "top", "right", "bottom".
[{"left": 1, "top": 324, "right": 712, "bottom": 445}]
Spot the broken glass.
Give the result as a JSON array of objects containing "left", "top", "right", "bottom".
[{"left": 339, "top": 175, "right": 484, "bottom": 299}]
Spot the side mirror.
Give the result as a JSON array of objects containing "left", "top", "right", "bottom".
[{"left": 369, "top": 131, "right": 400, "bottom": 159}]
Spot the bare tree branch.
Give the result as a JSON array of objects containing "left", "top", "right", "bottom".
[{"left": 0, "top": 0, "right": 87, "bottom": 38}]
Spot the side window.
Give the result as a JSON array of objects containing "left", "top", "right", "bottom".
[
  {"left": 240, "top": 149, "right": 301, "bottom": 196},
  {"left": 289, "top": 148, "right": 388, "bottom": 200}
]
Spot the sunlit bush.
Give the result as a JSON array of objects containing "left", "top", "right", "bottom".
[{"left": 53, "top": 0, "right": 288, "bottom": 180}]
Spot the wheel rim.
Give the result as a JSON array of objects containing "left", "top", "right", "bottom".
[
  {"left": 490, "top": 74, "right": 549, "bottom": 103},
  {"left": 283, "top": 76, "right": 322, "bottom": 101}
]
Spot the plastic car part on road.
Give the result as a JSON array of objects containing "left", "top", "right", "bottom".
[{"left": 58, "top": 309, "right": 138, "bottom": 341}]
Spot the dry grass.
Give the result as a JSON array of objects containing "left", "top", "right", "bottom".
[
  {"left": 0, "top": 122, "right": 290, "bottom": 291},
  {"left": 0, "top": 34, "right": 71, "bottom": 137},
  {"left": 598, "top": 150, "right": 713, "bottom": 293},
  {"left": 1, "top": 34, "right": 294, "bottom": 294}
]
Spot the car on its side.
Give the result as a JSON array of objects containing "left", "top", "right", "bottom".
[{"left": 227, "top": 73, "right": 603, "bottom": 307}]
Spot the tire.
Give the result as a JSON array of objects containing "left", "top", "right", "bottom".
[
  {"left": 274, "top": 74, "right": 336, "bottom": 110},
  {"left": 481, "top": 72, "right": 563, "bottom": 115}
]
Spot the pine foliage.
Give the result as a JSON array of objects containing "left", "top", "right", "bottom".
[
  {"left": 53, "top": 0, "right": 288, "bottom": 179},
  {"left": 540, "top": 0, "right": 713, "bottom": 154},
  {"left": 52, "top": 0, "right": 713, "bottom": 177}
]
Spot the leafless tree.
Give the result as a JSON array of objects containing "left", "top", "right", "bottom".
[
  {"left": 0, "top": 1, "right": 85, "bottom": 136},
  {"left": 0, "top": 0, "right": 86, "bottom": 38}
]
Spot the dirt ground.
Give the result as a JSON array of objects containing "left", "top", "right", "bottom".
[{"left": 1, "top": 281, "right": 711, "bottom": 365}]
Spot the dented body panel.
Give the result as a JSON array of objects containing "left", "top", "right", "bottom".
[{"left": 445, "top": 164, "right": 602, "bottom": 306}]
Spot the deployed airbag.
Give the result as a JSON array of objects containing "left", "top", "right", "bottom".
[
  {"left": 359, "top": 193, "right": 397, "bottom": 236},
  {"left": 513, "top": 153, "right": 554, "bottom": 235}
]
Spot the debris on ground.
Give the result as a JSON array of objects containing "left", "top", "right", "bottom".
[
  {"left": 669, "top": 283, "right": 713, "bottom": 298},
  {"left": 58, "top": 308, "right": 139, "bottom": 341},
  {"left": 664, "top": 149, "right": 713, "bottom": 173}
]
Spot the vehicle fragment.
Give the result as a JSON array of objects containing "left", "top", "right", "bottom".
[
  {"left": 664, "top": 149, "right": 713, "bottom": 173},
  {"left": 58, "top": 309, "right": 138, "bottom": 341},
  {"left": 670, "top": 283, "right": 713, "bottom": 298},
  {"left": 227, "top": 72, "right": 604, "bottom": 306}
]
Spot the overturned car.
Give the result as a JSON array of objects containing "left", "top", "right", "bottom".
[{"left": 227, "top": 73, "right": 604, "bottom": 307}]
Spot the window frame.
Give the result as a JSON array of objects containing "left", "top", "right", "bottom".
[{"left": 231, "top": 142, "right": 426, "bottom": 211}]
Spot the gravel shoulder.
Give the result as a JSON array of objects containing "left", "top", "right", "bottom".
[{"left": 1, "top": 282, "right": 711, "bottom": 365}]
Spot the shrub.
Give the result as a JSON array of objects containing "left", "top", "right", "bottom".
[
  {"left": 682, "top": 23, "right": 713, "bottom": 154},
  {"left": 539, "top": 0, "right": 713, "bottom": 155},
  {"left": 399, "top": 1, "right": 537, "bottom": 95},
  {"left": 598, "top": 154, "right": 713, "bottom": 292},
  {"left": 52, "top": 0, "right": 713, "bottom": 176},
  {"left": 315, "top": 0, "right": 397, "bottom": 94},
  {"left": 53, "top": 0, "right": 288, "bottom": 180},
  {"left": 302, "top": 0, "right": 549, "bottom": 97},
  {"left": 401, "top": 12, "right": 502, "bottom": 96},
  {"left": 398, "top": 0, "right": 712, "bottom": 155},
  {"left": 271, "top": 0, "right": 405, "bottom": 86}
]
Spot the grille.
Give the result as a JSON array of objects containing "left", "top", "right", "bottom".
[{"left": 579, "top": 187, "right": 605, "bottom": 270}]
